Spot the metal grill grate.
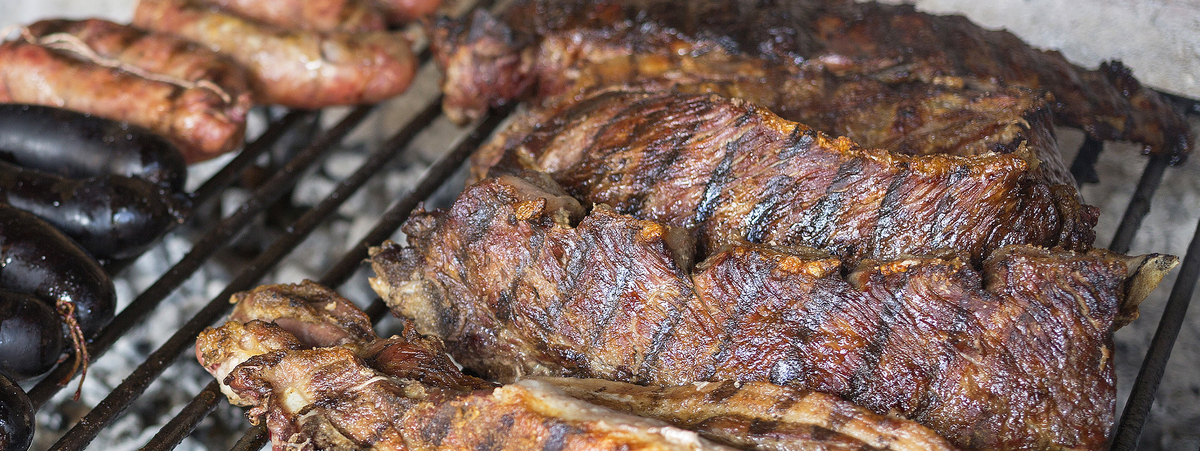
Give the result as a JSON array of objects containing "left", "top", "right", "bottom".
[{"left": 21, "top": 5, "right": 1200, "bottom": 450}]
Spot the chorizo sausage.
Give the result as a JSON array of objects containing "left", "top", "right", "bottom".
[
  {"left": 134, "top": 0, "right": 417, "bottom": 109},
  {"left": 193, "top": 0, "right": 386, "bottom": 32},
  {"left": 0, "top": 19, "right": 251, "bottom": 163}
]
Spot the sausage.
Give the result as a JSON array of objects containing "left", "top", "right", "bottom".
[
  {"left": 0, "top": 103, "right": 187, "bottom": 191},
  {"left": 134, "top": 0, "right": 418, "bottom": 109},
  {"left": 0, "top": 372, "right": 32, "bottom": 451},
  {"left": 0, "top": 20, "right": 251, "bottom": 163},
  {"left": 0, "top": 203, "right": 116, "bottom": 338},
  {"left": 0, "top": 291, "right": 65, "bottom": 381},
  {"left": 374, "top": 0, "right": 442, "bottom": 24},
  {"left": 0, "top": 161, "right": 191, "bottom": 260},
  {"left": 194, "top": 0, "right": 386, "bottom": 32}
]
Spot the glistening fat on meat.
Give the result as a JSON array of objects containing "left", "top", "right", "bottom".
[
  {"left": 196, "top": 281, "right": 959, "bottom": 451},
  {"left": 474, "top": 91, "right": 1097, "bottom": 265},
  {"left": 431, "top": 0, "right": 1192, "bottom": 164},
  {"left": 368, "top": 172, "right": 1178, "bottom": 451}
]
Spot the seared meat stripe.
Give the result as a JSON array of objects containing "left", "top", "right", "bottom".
[
  {"left": 433, "top": 0, "right": 1192, "bottom": 163},
  {"left": 197, "top": 281, "right": 958, "bottom": 451},
  {"left": 134, "top": 0, "right": 417, "bottom": 109},
  {"left": 477, "top": 90, "right": 1096, "bottom": 265},
  {"left": 0, "top": 19, "right": 251, "bottom": 163},
  {"left": 369, "top": 173, "right": 1178, "bottom": 451}
]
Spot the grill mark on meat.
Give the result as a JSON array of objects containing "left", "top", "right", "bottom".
[
  {"left": 477, "top": 91, "right": 1095, "bottom": 267},
  {"left": 743, "top": 174, "right": 792, "bottom": 243},
  {"left": 710, "top": 253, "right": 772, "bottom": 375},
  {"left": 694, "top": 126, "right": 747, "bottom": 226},
  {"left": 846, "top": 282, "right": 895, "bottom": 405},
  {"left": 371, "top": 174, "right": 1178, "bottom": 450},
  {"left": 869, "top": 163, "right": 913, "bottom": 260},
  {"left": 776, "top": 124, "right": 811, "bottom": 159},
  {"left": 586, "top": 228, "right": 634, "bottom": 359},
  {"left": 704, "top": 380, "right": 742, "bottom": 404}
]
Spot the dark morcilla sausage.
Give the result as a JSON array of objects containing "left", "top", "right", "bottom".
[
  {"left": 0, "top": 203, "right": 115, "bottom": 338},
  {"left": 0, "top": 161, "right": 191, "bottom": 260},
  {"left": 0, "top": 103, "right": 187, "bottom": 192}
]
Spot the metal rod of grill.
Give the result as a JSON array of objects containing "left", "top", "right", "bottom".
[
  {"left": 143, "top": 100, "right": 515, "bottom": 451},
  {"left": 28, "top": 109, "right": 325, "bottom": 407},
  {"left": 1111, "top": 213, "right": 1200, "bottom": 450},
  {"left": 1110, "top": 153, "right": 1171, "bottom": 254},
  {"left": 43, "top": 104, "right": 379, "bottom": 449}
]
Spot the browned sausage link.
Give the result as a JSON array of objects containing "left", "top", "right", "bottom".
[
  {"left": 0, "top": 35, "right": 246, "bottom": 163},
  {"left": 193, "top": 0, "right": 386, "bottom": 33},
  {"left": 134, "top": 0, "right": 418, "bottom": 109},
  {"left": 374, "top": 0, "right": 442, "bottom": 25}
]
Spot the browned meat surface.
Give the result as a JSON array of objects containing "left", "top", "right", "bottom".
[
  {"left": 134, "top": 0, "right": 417, "bottom": 109},
  {"left": 476, "top": 91, "right": 1096, "bottom": 264},
  {"left": 1, "top": 19, "right": 250, "bottom": 163},
  {"left": 432, "top": 0, "right": 1192, "bottom": 164},
  {"left": 199, "top": 281, "right": 957, "bottom": 451},
  {"left": 194, "top": 0, "right": 386, "bottom": 32},
  {"left": 368, "top": 173, "right": 1179, "bottom": 450},
  {"left": 224, "top": 280, "right": 494, "bottom": 392},
  {"left": 544, "top": 378, "right": 956, "bottom": 451}
]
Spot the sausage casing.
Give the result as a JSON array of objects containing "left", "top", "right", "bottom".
[
  {"left": 0, "top": 161, "right": 191, "bottom": 260},
  {"left": 0, "top": 103, "right": 187, "bottom": 191},
  {"left": 134, "top": 0, "right": 417, "bottom": 109},
  {"left": 0, "top": 204, "right": 115, "bottom": 338},
  {"left": 194, "top": 0, "right": 386, "bottom": 32},
  {"left": 1, "top": 19, "right": 251, "bottom": 163}
]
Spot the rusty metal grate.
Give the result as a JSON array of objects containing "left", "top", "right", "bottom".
[{"left": 22, "top": 8, "right": 1200, "bottom": 451}]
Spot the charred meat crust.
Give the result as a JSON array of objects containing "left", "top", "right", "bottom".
[
  {"left": 201, "top": 281, "right": 958, "bottom": 451},
  {"left": 368, "top": 173, "right": 1177, "bottom": 451},
  {"left": 433, "top": 0, "right": 1192, "bottom": 163},
  {"left": 476, "top": 90, "right": 1097, "bottom": 265}
]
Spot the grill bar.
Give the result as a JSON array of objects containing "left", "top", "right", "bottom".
[
  {"left": 1111, "top": 213, "right": 1200, "bottom": 450},
  {"left": 1110, "top": 153, "right": 1171, "bottom": 254},
  {"left": 27, "top": 108, "right": 340, "bottom": 407},
  {"left": 1069, "top": 136, "right": 1104, "bottom": 185},
  {"left": 150, "top": 101, "right": 515, "bottom": 451},
  {"left": 44, "top": 105, "right": 378, "bottom": 449},
  {"left": 190, "top": 110, "right": 316, "bottom": 207},
  {"left": 141, "top": 381, "right": 223, "bottom": 451}
]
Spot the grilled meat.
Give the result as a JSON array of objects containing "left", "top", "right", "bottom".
[
  {"left": 433, "top": 0, "right": 1192, "bottom": 164},
  {"left": 476, "top": 91, "right": 1095, "bottom": 264},
  {"left": 224, "top": 281, "right": 493, "bottom": 392},
  {"left": 437, "top": 7, "right": 1073, "bottom": 187},
  {"left": 544, "top": 378, "right": 956, "bottom": 451},
  {"left": 200, "top": 281, "right": 958, "bottom": 451},
  {"left": 134, "top": 0, "right": 417, "bottom": 109},
  {"left": 368, "top": 173, "right": 1178, "bottom": 450},
  {"left": 0, "top": 19, "right": 251, "bottom": 163}
]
